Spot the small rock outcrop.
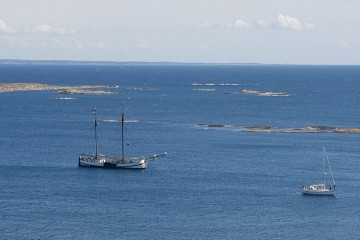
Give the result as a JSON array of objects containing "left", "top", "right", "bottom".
[{"left": 240, "top": 89, "right": 289, "bottom": 97}]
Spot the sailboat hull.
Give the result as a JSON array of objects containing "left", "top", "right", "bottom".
[
  {"left": 301, "top": 184, "right": 335, "bottom": 196},
  {"left": 302, "top": 189, "right": 335, "bottom": 196},
  {"left": 78, "top": 155, "right": 147, "bottom": 169},
  {"left": 79, "top": 104, "right": 164, "bottom": 170}
]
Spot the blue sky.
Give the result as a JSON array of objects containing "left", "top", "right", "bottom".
[{"left": 0, "top": 0, "right": 359, "bottom": 64}]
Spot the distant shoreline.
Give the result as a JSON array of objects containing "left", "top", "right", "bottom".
[
  {"left": 1, "top": 59, "right": 359, "bottom": 66},
  {"left": 0, "top": 59, "right": 262, "bottom": 66}
]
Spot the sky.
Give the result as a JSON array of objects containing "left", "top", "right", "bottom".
[{"left": 0, "top": 0, "right": 359, "bottom": 64}]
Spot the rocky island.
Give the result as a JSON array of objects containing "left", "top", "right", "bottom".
[
  {"left": 243, "top": 125, "right": 360, "bottom": 133},
  {"left": 240, "top": 89, "right": 289, "bottom": 97},
  {"left": 198, "top": 123, "right": 360, "bottom": 134},
  {"left": 0, "top": 83, "right": 117, "bottom": 95}
]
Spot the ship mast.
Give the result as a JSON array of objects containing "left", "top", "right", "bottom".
[
  {"left": 93, "top": 108, "right": 99, "bottom": 160},
  {"left": 322, "top": 146, "right": 326, "bottom": 188},
  {"left": 121, "top": 102, "right": 125, "bottom": 161}
]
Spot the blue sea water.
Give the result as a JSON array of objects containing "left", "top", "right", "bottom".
[{"left": 0, "top": 63, "right": 359, "bottom": 239}]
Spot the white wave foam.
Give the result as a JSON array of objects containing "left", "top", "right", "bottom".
[
  {"left": 126, "top": 120, "right": 139, "bottom": 123},
  {"left": 192, "top": 83, "right": 239, "bottom": 86},
  {"left": 102, "top": 119, "right": 119, "bottom": 123},
  {"left": 127, "top": 87, "right": 159, "bottom": 91},
  {"left": 193, "top": 88, "right": 216, "bottom": 91},
  {"left": 51, "top": 97, "right": 76, "bottom": 100},
  {"left": 102, "top": 119, "right": 139, "bottom": 123}
]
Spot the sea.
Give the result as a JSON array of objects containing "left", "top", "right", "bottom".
[{"left": 0, "top": 63, "right": 359, "bottom": 239}]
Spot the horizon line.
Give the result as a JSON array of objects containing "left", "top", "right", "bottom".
[{"left": 0, "top": 59, "right": 359, "bottom": 66}]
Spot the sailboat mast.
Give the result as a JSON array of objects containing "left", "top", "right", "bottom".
[
  {"left": 322, "top": 146, "right": 326, "bottom": 187},
  {"left": 324, "top": 147, "right": 336, "bottom": 186},
  {"left": 93, "top": 108, "right": 98, "bottom": 160},
  {"left": 121, "top": 102, "right": 125, "bottom": 161}
]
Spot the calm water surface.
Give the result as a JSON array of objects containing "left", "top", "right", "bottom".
[{"left": 0, "top": 64, "right": 359, "bottom": 239}]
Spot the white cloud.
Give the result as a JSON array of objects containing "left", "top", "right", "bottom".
[
  {"left": 232, "top": 19, "right": 252, "bottom": 29},
  {"left": 231, "top": 15, "right": 313, "bottom": 31},
  {"left": 30, "top": 24, "right": 77, "bottom": 35},
  {"left": 276, "top": 14, "right": 302, "bottom": 30},
  {"left": 26, "top": 39, "right": 105, "bottom": 50},
  {"left": 0, "top": 19, "right": 14, "bottom": 33},
  {"left": 272, "top": 14, "right": 314, "bottom": 30}
]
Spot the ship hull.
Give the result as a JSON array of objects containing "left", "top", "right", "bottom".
[{"left": 78, "top": 154, "right": 147, "bottom": 169}]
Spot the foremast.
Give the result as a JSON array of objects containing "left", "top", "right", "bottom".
[
  {"left": 121, "top": 102, "right": 125, "bottom": 162},
  {"left": 93, "top": 107, "right": 99, "bottom": 160}
]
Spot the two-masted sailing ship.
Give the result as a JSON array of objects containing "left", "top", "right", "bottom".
[{"left": 78, "top": 103, "right": 166, "bottom": 169}]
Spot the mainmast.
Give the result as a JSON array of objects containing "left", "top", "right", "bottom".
[
  {"left": 121, "top": 102, "right": 125, "bottom": 161},
  {"left": 93, "top": 107, "right": 99, "bottom": 159},
  {"left": 322, "top": 146, "right": 326, "bottom": 188},
  {"left": 324, "top": 146, "right": 336, "bottom": 187}
]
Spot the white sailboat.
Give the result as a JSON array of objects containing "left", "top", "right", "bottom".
[
  {"left": 78, "top": 102, "right": 166, "bottom": 169},
  {"left": 301, "top": 146, "right": 336, "bottom": 196}
]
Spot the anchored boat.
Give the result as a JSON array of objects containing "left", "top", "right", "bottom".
[
  {"left": 301, "top": 146, "right": 336, "bottom": 196},
  {"left": 78, "top": 102, "right": 166, "bottom": 169}
]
